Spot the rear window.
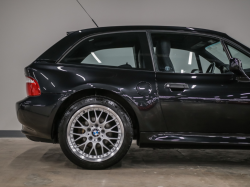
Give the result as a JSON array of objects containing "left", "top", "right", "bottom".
[
  {"left": 37, "top": 32, "right": 83, "bottom": 62},
  {"left": 60, "top": 32, "right": 153, "bottom": 70}
]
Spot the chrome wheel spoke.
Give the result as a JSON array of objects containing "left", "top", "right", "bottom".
[
  {"left": 72, "top": 126, "right": 86, "bottom": 129},
  {"left": 109, "top": 124, "right": 118, "bottom": 130},
  {"left": 105, "top": 118, "right": 115, "bottom": 124},
  {"left": 80, "top": 114, "right": 89, "bottom": 123},
  {"left": 82, "top": 142, "right": 88, "bottom": 152},
  {"left": 94, "top": 109, "right": 98, "bottom": 121},
  {"left": 106, "top": 129, "right": 120, "bottom": 134},
  {"left": 81, "top": 115, "right": 89, "bottom": 121},
  {"left": 100, "top": 143, "right": 104, "bottom": 155},
  {"left": 89, "top": 146, "right": 94, "bottom": 155},
  {"left": 87, "top": 110, "right": 90, "bottom": 121},
  {"left": 93, "top": 143, "right": 98, "bottom": 156},
  {"left": 104, "top": 113, "right": 109, "bottom": 123},
  {"left": 98, "top": 110, "right": 103, "bottom": 119},
  {"left": 70, "top": 132, "right": 83, "bottom": 136},
  {"left": 103, "top": 144, "right": 110, "bottom": 151},
  {"left": 76, "top": 142, "right": 85, "bottom": 148},
  {"left": 74, "top": 136, "right": 83, "bottom": 142},
  {"left": 106, "top": 139, "right": 115, "bottom": 146},
  {"left": 76, "top": 119, "right": 85, "bottom": 127}
]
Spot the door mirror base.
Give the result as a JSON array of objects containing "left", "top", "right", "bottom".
[
  {"left": 236, "top": 76, "right": 250, "bottom": 82},
  {"left": 230, "top": 58, "right": 250, "bottom": 82}
]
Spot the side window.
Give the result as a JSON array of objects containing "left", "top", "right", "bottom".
[
  {"left": 61, "top": 32, "right": 153, "bottom": 71},
  {"left": 200, "top": 55, "right": 221, "bottom": 74},
  {"left": 227, "top": 45, "right": 250, "bottom": 71},
  {"left": 151, "top": 33, "right": 229, "bottom": 74},
  {"left": 153, "top": 47, "right": 198, "bottom": 73}
]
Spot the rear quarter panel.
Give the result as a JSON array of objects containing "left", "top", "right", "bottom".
[{"left": 25, "top": 62, "right": 166, "bottom": 137}]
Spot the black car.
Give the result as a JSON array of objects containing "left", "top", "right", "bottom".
[{"left": 16, "top": 26, "right": 250, "bottom": 169}]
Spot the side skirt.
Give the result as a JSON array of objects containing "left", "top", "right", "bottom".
[{"left": 139, "top": 132, "right": 250, "bottom": 149}]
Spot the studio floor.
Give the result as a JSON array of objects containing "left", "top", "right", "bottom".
[{"left": 0, "top": 138, "right": 250, "bottom": 187}]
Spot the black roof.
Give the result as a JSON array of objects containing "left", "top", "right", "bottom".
[
  {"left": 37, "top": 25, "right": 247, "bottom": 62},
  {"left": 75, "top": 25, "right": 228, "bottom": 37}
]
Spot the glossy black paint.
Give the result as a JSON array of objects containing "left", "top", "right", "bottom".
[
  {"left": 140, "top": 132, "right": 250, "bottom": 149},
  {"left": 136, "top": 82, "right": 152, "bottom": 96},
  {"left": 16, "top": 26, "right": 250, "bottom": 148},
  {"left": 16, "top": 93, "right": 64, "bottom": 140},
  {"left": 17, "top": 63, "right": 165, "bottom": 140},
  {"left": 157, "top": 72, "right": 250, "bottom": 133}
]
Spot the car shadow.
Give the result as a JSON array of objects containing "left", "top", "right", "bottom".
[{"left": 9, "top": 143, "right": 250, "bottom": 170}]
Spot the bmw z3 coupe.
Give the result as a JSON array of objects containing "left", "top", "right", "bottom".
[{"left": 16, "top": 26, "right": 250, "bottom": 169}]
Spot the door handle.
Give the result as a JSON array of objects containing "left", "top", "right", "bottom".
[{"left": 164, "top": 83, "right": 189, "bottom": 91}]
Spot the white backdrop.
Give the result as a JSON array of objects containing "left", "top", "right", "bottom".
[{"left": 1, "top": 0, "right": 250, "bottom": 130}]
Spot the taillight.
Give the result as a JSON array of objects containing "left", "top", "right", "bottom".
[{"left": 26, "top": 77, "right": 41, "bottom": 96}]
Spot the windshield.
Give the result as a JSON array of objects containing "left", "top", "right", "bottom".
[{"left": 205, "top": 42, "right": 228, "bottom": 64}]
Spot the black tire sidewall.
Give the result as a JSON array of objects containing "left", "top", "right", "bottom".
[{"left": 58, "top": 96, "right": 133, "bottom": 170}]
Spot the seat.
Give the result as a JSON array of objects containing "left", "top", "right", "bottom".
[
  {"left": 155, "top": 40, "right": 175, "bottom": 72},
  {"left": 118, "top": 62, "right": 133, "bottom": 69},
  {"left": 138, "top": 50, "right": 146, "bottom": 69}
]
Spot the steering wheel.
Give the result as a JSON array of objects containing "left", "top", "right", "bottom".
[
  {"left": 191, "top": 69, "right": 199, "bottom": 73},
  {"left": 221, "top": 64, "right": 230, "bottom": 73},
  {"left": 206, "top": 62, "right": 215, "bottom": 73}
]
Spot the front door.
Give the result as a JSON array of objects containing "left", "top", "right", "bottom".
[{"left": 150, "top": 32, "right": 250, "bottom": 133}]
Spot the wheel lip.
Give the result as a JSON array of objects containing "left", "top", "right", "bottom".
[{"left": 66, "top": 104, "right": 125, "bottom": 162}]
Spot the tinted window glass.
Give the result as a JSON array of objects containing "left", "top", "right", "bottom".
[
  {"left": 153, "top": 47, "right": 198, "bottom": 73},
  {"left": 200, "top": 55, "right": 221, "bottom": 74},
  {"left": 61, "top": 32, "right": 153, "bottom": 70},
  {"left": 169, "top": 49, "right": 198, "bottom": 73},
  {"left": 205, "top": 42, "right": 228, "bottom": 64},
  {"left": 151, "top": 33, "right": 229, "bottom": 74},
  {"left": 82, "top": 48, "right": 136, "bottom": 67},
  {"left": 227, "top": 45, "right": 250, "bottom": 70}
]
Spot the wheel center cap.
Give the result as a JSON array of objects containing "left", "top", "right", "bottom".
[{"left": 92, "top": 129, "right": 100, "bottom": 137}]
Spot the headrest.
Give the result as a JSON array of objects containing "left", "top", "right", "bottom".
[{"left": 156, "top": 40, "right": 171, "bottom": 56}]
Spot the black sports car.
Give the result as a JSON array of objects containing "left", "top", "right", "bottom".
[{"left": 16, "top": 26, "right": 250, "bottom": 169}]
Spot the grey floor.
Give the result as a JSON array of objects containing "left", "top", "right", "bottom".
[{"left": 1, "top": 138, "right": 250, "bottom": 187}]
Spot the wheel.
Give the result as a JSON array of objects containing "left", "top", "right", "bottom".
[{"left": 58, "top": 97, "right": 133, "bottom": 169}]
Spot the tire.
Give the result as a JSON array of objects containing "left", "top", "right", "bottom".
[{"left": 58, "top": 96, "right": 133, "bottom": 169}]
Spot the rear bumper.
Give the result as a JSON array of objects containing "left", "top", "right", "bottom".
[{"left": 16, "top": 93, "right": 65, "bottom": 142}]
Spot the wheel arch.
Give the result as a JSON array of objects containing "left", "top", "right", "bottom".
[{"left": 52, "top": 88, "right": 140, "bottom": 143}]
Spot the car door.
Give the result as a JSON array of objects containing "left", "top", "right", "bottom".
[{"left": 150, "top": 32, "right": 250, "bottom": 134}]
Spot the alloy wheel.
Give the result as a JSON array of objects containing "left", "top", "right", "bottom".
[{"left": 67, "top": 105, "right": 124, "bottom": 162}]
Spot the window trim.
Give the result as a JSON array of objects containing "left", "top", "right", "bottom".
[
  {"left": 57, "top": 30, "right": 155, "bottom": 72},
  {"left": 224, "top": 42, "right": 250, "bottom": 66},
  {"left": 147, "top": 30, "right": 242, "bottom": 75},
  {"left": 56, "top": 29, "right": 250, "bottom": 74},
  {"left": 221, "top": 40, "right": 232, "bottom": 59}
]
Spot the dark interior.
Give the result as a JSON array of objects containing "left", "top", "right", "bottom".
[{"left": 152, "top": 33, "right": 231, "bottom": 73}]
